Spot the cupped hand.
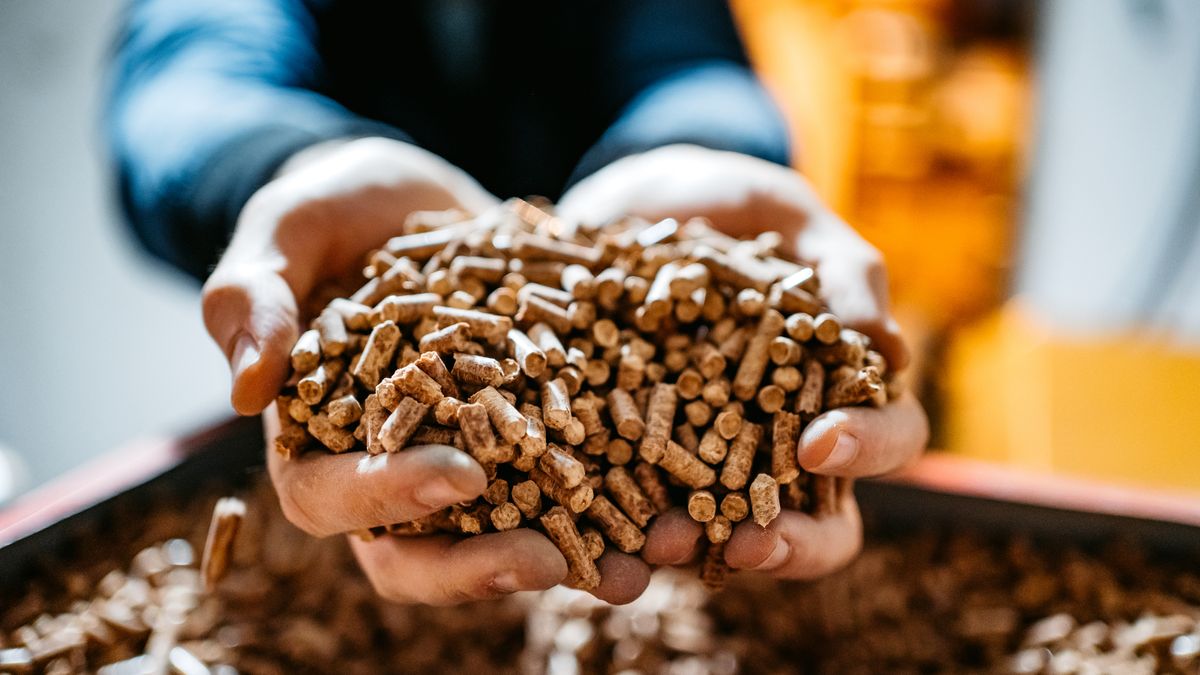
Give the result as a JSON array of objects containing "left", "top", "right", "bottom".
[
  {"left": 215, "top": 138, "right": 648, "bottom": 605},
  {"left": 202, "top": 136, "right": 498, "bottom": 416},
  {"left": 559, "top": 144, "right": 930, "bottom": 580}
]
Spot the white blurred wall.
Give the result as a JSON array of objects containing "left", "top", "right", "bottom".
[
  {"left": 1020, "top": 0, "right": 1200, "bottom": 341},
  {"left": 0, "top": 0, "right": 230, "bottom": 500}
]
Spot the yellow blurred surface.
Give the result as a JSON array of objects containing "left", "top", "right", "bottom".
[
  {"left": 946, "top": 302, "right": 1200, "bottom": 492},
  {"left": 737, "top": 0, "right": 1197, "bottom": 491}
]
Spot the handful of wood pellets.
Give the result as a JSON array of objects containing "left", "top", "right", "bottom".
[{"left": 275, "top": 199, "right": 895, "bottom": 591}]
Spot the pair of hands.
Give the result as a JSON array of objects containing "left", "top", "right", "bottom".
[{"left": 203, "top": 137, "right": 929, "bottom": 605}]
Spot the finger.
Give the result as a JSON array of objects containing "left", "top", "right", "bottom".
[
  {"left": 267, "top": 444, "right": 487, "bottom": 537},
  {"left": 725, "top": 493, "right": 862, "bottom": 580},
  {"left": 590, "top": 551, "right": 652, "bottom": 605},
  {"left": 350, "top": 529, "right": 567, "bottom": 605},
  {"left": 642, "top": 508, "right": 706, "bottom": 566},
  {"left": 202, "top": 263, "right": 301, "bottom": 415},
  {"left": 796, "top": 390, "right": 929, "bottom": 477}
]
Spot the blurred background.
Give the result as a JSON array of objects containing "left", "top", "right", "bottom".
[
  {"left": 0, "top": 0, "right": 1197, "bottom": 503},
  {"left": 0, "top": 1, "right": 229, "bottom": 500}
]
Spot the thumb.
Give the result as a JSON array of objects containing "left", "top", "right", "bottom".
[{"left": 202, "top": 263, "right": 301, "bottom": 415}]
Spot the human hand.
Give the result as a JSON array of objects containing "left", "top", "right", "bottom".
[
  {"left": 202, "top": 136, "right": 499, "bottom": 416},
  {"left": 558, "top": 144, "right": 930, "bottom": 579},
  {"left": 206, "top": 137, "right": 574, "bottom": 604}
]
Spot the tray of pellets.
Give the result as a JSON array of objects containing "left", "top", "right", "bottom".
[{"left": 3, "top": 415, "right": 1200, "bottom": 674}]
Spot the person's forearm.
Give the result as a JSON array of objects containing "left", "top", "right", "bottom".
[
  {"left": 105, "top": 0, "right": 409, "bottom": 280},
  {"left": 569, "top": 60, "right": 791, "bottom": 188}
]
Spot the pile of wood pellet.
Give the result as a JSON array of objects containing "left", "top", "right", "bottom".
[
  {"left": 276, "top": 200, "right": 896, "bottom": 590},
  {"left": 5, "top": 478, "right": 1200, "bottom": 674}
]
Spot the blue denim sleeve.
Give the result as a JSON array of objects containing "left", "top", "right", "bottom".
[
  {"left": 568, "top": 0, "right": 791, "bottom": 187},
  {"left": 105, "top": 0, "right": 409, "bottom": 280}
]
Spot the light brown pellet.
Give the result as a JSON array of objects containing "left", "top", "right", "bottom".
[
  {"left": 458, "top": 402, "right": 504, "bottom": 464},
  {"left": 290, "top": 329, "right": 322, "bottom": 374},
  {"left": 571, "top": 395, "right": 605, "bottom": 438},
  {"left": 379, "top": 397, "right": 430, "bottom": 453},
  {"left": 691, "top": 342, "right": 726, "bottom": 380},
  {"left": 658, "top": 441, "right": 717, "bottom": 489},
  {"left": 687, "top": 490, "right": 717, "bottom": 522},
  {"left": 684, "top": 400, "right": 713, "bottom": 427},
  {"left": 615, "top": 353, "right": 646, "bottom": 391},
  {"left": 450, "top": 255, "right": 506, "bottom": 284},
  {"left": 505, "top": 328, "right": 546, "bottom": 378},
  {"left": 328, "top": 297, "right": 374, "bottom": 331},
  {"left": 825, "top": 366, "right": 884, "bottom": 409},
  {"left": 360, "top": 394, "right": 389, "bottom": 455},
  {"left": 413, "top": 351, "right": 459, "bottom": 399},
  {"left": 606, "top": 389, "right": 645, "bottom": 441},
  {"left": 700, "top": 541, "right": 730, "bottom": 591},
  {"left": 540, "top": 507, "right": 600, "bottom": 591},
  {"left": 702, "top": 379, "right": 732, "bottom": 408},
  {"left": 705, "top": 515, "right": 733, "bottom": 543},
  {"left": 785, "top": 312, "right": 815, "bottom": 342},
  {"left": 511, "top": 480, "right": 542, "bottom": 519},
  {"left": 772, "top": 365, "right": 802, "bottom": 392},
  {"left": 813, "top": 313, "right": 842, "bottom": 344},
  {"left": 314, "top": 306, "right": 349, "bottom": 357},
  {"left": 201, "top": 497, "right": 245, "bottom": 592},
  {"left": 530, "top": 467, "right": 594, "bottom": 514},
  {"left": 433, "top": 306, "right": 512, "bottom": 344},
  {"left": 757, "top": 385, "right": 787, "bottom": 414},
  {"left": 517, "top": 402, "right": 548, "bottom": 459},
  {"left": 750, "top": 473, "right": 781, "bottom": 527},
  {"left": 796, "top": 358, "right": 825, "bottom": 418},
  {"left": 483, "top": 479, "right": 510, "bottom": 505},
  {"left": 585, "top": 496, "right": 646, "bottom": 553},
  {"left": 489, "top": 503, "right": 521, "bottom": 531},
  {"left": 733, "top": 310, "right": 785, "bottom": 401},
  {"left": 451, "top": 354, "right": 505, "bottom": 388},
  {"left": 288, "top": 396, "right": 314, "bottom": 423},
  {"left": 771, "top": 411, "right": 802, "bottom": 485},
  {"left": 540, "top": 378, "right": 571, "bottom": 430},
  {"left": 720, "top": 492, "right": 750, "bottom": 522},
  {"left": 698, "top": 428, "right": 728, "bottom": 465},
  {"left": 299, "top": 359, "right": 345, "bottom": 406},
  {"left": 594, "top": 267, "right": 626, "bottom": 308},
  {"left": 307, "top": 412, "right": 356, "bottom": 453},
  {"left": 769, "top": 336, "right": 803, "bottom": 366},
  {"left": 325, "top": 394, "right": 363, "bottom": 428},
  {"left": 714, "top": 406, "right": 743, "bottom": 440},
  {"left": 673, "top": 424, "right": 700, "bottom": 453},
  {"left": 581, "top": 529, "right": 605, "bottom": 560},
  {"left": 373, "top": 292, "right": 441, "bottom": 325},
  {"left": 638, "top": 383, "right": 677, "bottom": 463},
  {"left": 539, "top": 445, "right": 587, "bottom": 489},
  {"left": 418, "top": 321, "right": 471, "bottom": 354},
  {"left": 561, "top": 264, "right": 596, "bottom": 300},
  {"left": 517, "top": 294, "right": 573, "bottom": 335},
  {"left": 606, "top": 438, "right": 633, "bottom": 466},
  {"left": 632, "top": 462, "right": 672, "bottom": 514},
  {"left": 721, "top": 422, "right": 762, "bottom": 490},
  {"left": 392, "top": 363, "right": 444, "bottom": 406},
  {"left": 351, "top": 320, "right": 401, "bottom": 390}
]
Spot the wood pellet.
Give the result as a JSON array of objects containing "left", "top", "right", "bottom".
[{"left": 274, "top": 200, "right": 895, "bottom": 591}]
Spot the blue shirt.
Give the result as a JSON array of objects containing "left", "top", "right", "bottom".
[{"left": 107, "top": 0, "right": 790, "bottom": 279}]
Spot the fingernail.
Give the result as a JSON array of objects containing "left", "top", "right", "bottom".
[
  {"left": 755, "top": 536, "right": 792, "bottom": 571},
  {"left": 814, "top": 432, "right": 859, "bottom": 472},
  {"left": 414, "top": 477, "right": 471, "bottom": 509},
  {"left": 231, "top": 333, "right": 260, "bottom": 378},
  {"left": 490, "top": 571, "right": 522, "bottom": 594}
]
